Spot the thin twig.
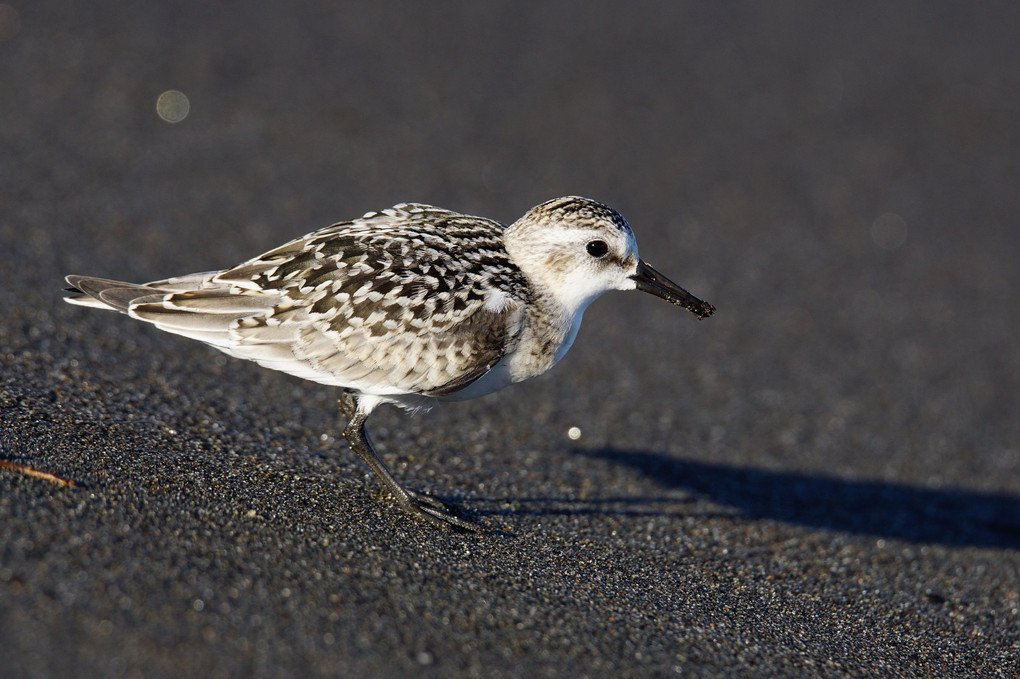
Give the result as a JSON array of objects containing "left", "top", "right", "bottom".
[{"left": 0, "top": 460, "right": 75, "bottom": 487}]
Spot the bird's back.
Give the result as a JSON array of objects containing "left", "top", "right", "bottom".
[{"left": 65, "top": 204, "right": 534, "bottom": 404}]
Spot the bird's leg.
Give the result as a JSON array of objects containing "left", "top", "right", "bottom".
[
  {"left": 338, "top": 392, "right": 479, "bottom": 532},
  {"left": 337, "top": 390, "right": 358, "bottom": 422},
  {"left": 337, "top": 394, "right": 459, "bottom": 516}
]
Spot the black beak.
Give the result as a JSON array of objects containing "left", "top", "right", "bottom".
[{"left": 631, "top": 260, "right": 715, "bottom": 319}]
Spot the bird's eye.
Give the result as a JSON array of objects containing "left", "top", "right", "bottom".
[{"left": 586, "top": 240, "right": 609, "bottom": 258}]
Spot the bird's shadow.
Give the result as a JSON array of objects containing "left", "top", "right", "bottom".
[{"left": 469, "top": 448, "right": 1020, "bottom": 550}]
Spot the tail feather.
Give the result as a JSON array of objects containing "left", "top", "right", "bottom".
[
  {"left": 64, "top": 275, "right": 164, "bottom": 312},
  {"left": 64, "top": 273, "right": 283, "bottom": 350},
  {"left": 144, "top": 271, "right": 222, "bottom": 292}
]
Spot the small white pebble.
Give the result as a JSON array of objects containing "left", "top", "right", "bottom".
[{"left": 567, "top": 426, "right": 582, "bottom": 441}]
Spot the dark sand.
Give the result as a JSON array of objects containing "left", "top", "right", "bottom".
[{"left": 2, "top": 2, "right": 1018, "bottom": 677}]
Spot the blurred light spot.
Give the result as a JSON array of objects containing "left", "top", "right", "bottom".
[
  {"left": 0, "top": 4, "right": 20, "bottom": 41},
  {"left": 156, "top": 90, "right": 190, "bottom": 123},
  {"left": 567, "top": 426, "right": 582, "bottom": 440},
  {"left": 871, "top": 213, "right": 908, "bottom": 251}
]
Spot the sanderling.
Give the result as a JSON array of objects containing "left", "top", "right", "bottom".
[{"left": 65, "top": 196, "right": 714, "bottom": 531}]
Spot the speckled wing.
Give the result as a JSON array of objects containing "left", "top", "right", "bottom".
[{"left": 170, "top": 203, "right": 533, "bottom": 397}]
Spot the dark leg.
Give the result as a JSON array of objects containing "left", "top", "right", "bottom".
[
  {"left": 338, "top": 392, "right": 479, "bottom": 532},
  {"left": 339, "top": 392, "right": 452, "bottom": 514}
]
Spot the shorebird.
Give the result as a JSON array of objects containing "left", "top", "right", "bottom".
[{"left": 65, "top": 196, "right": 714, "bottom": 530}]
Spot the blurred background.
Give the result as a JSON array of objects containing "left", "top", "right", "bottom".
[{"left": 1, "top": 1, "right": 1018, "bottom": 677}]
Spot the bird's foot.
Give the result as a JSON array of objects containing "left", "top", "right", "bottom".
[{"left": 400, "top": 488, "right": 481, "bottom": 533}]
